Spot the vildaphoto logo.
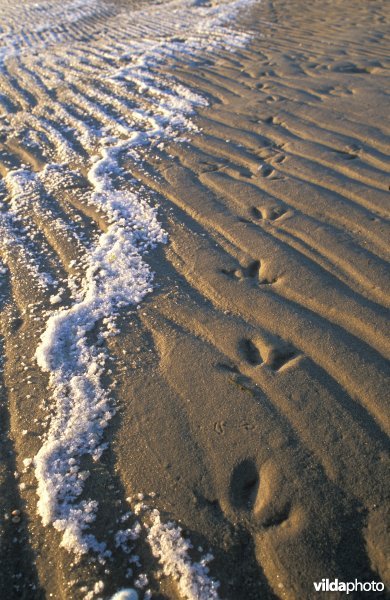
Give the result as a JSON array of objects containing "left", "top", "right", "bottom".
[{"left": 313, "top": 579, "right": 385, "bottom": 594}]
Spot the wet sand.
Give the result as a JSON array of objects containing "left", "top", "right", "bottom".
[{"left": 0, "top": 0, "right": 389, "bottom": 598}]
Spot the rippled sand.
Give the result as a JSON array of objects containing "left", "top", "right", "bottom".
[{"left": 0, "top": 0, "right": 389, "bottom": 598}]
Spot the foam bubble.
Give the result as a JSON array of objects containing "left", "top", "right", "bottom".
[{"left": 110, "top": 589, "right": 138, "bottom": 600}]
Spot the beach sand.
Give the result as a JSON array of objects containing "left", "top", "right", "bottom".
[{"left": 0, "top": 0, "right": 389, "bottom": 598}]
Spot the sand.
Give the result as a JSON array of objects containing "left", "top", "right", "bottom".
[{"left": 0, "top": 0, "right": 389, "bottom": 598}]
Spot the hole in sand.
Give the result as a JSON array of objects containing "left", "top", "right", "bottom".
[{"left": 230, "top": 459, "right": 259, "bottom": 510}]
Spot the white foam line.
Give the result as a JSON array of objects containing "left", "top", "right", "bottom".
[
  {"left": 146, "top": 510, "right": 220, "bottom": 600},
  {"left": 34, "top": 153, "right": 166, "bottom": 555},
  {"left": 113, "top": 500, "right": 220, "bottom": 600},
  {"left": 0, "top": 0, "right": 259, "bottom": 591},
  {"left": 1, "top": 171, "right": 59, "bottom": 291}
]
